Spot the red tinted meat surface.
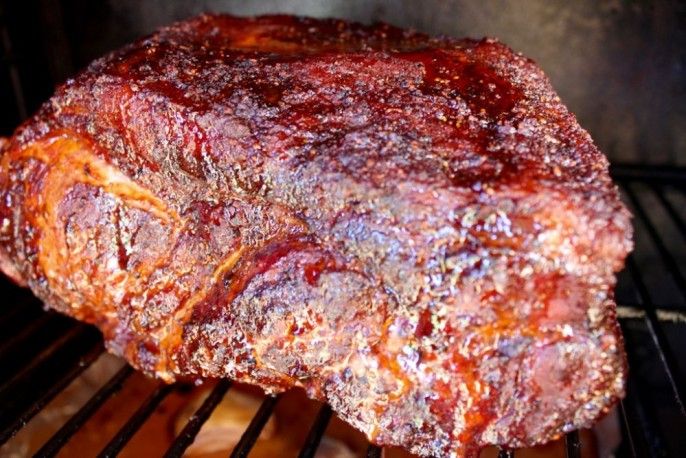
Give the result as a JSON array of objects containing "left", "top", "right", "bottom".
[{"left": 0, "top": 14, "right": 632, "bottom": 457}]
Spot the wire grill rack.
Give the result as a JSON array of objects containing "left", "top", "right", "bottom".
[{"left": 0, "top": 166, "right": 683, "bottom": 457}]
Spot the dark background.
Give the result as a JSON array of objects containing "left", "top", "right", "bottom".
[{"left": 1, "top": 0, "right": 685, "bottom": 165}]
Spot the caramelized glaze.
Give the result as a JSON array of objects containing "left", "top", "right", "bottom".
[{"left": 0, "top": 14, "right": 632, "bottom": 457}]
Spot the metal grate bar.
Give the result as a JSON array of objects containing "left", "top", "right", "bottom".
[
  {"left": 229, "top": 394, "right": 280, "bottom": 458},
  {"left": 0, "top": 312, "right": 55, "bottom": 359},
  {"left": 163, "top": 379, "right": 232, "bottom": 458},
  {"left": 97, "top": 383, "right": 174, "bottom": 457},
  {"left": 0, "top": 302, "right": 44, "bottom": 342},
  {"left": 618, "top": 401, "right": 639, "bottom": 457},
  {"left": 298, "top": 404, "right": 333, "bottom": 458},
  {"left": 0, "top": 298, "right": 23, "bottom": 325},
  {"left": 619, "top": 302, "right": 686, "bottom": 315},
  {"left": 620, "top": 371, "right": 666, "bottom": 458},
  {"left": 564, "top": 431, "right": 580, "bottom": 458},
  {"left": 0, "top": 313, "right": 75, "bottom": 382},
  {"left": 35, "top": 365, "right": 134, "bottom": 457},
  {"left": 619, "top": 314, "right": 673, "bottom": 458},
  {"left": 626, "top": 256, "right": 686, "bottom": 415},
  {"left": 0, "top": 327, "right": 102, "bottom": 445},
  {"left": 650, "top": 184, "right": 686, "bottom": 241},
  {"left": 366, "top": 444, "right": 382, "bottom": 458},
  {"left": 623, "top": 184, "right": 686, "bottom": 301},
  {"left": 498, "top": 448, "right": 514, "bottom": 458},
  {"left": 0, "top": 324, "right": 85, "bottom": 395},
  {"left": 0, "top": 323, "right": 95, "bottom": 399}
]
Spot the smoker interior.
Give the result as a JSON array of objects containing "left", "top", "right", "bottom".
[{"left": 0, "top": 2, "right": 685, "bottom": 457}]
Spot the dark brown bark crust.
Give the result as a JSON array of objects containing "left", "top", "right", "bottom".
[{"left": 0, "top": 14, "right": 632, "bottom": 457}]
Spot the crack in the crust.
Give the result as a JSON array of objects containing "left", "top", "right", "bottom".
[
  {"left": 156, "top": 245, "right": 246, "bottom": 380},
  {"left": 154, "top": 235, "right": 317, "bottom": 382}
]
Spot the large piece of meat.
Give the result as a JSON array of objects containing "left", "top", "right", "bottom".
[{"left": 0, "top": 14, "right": 632, "bottom": 456}]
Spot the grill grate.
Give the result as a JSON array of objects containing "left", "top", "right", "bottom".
[
  {"left": 35, "top": 365, "right": 134, "bottom": 457},
  {"left": 0, "top": 166, "right": 683, "bottom": 457}
]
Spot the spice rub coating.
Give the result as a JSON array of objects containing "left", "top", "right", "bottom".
[{"left": 0, "top": 14, "right": 632, "bottom": 457}]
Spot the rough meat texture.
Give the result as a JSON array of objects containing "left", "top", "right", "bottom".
[{"left": 0, "top": 14, "right": 632, "bottom": 457}]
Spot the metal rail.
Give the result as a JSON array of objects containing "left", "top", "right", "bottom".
[
  {"left": 230, "top": 394, "right": 280, "bottom": 458},
  {"left": 164, "top": 379, "right": 232, "bottom": 458}
]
